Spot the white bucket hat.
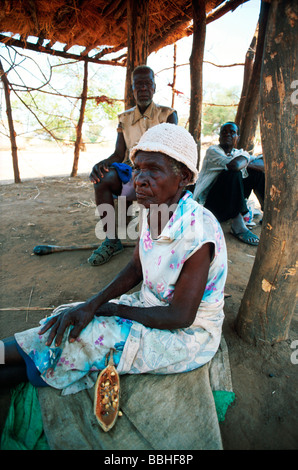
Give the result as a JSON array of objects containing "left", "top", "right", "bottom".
[{"left": 129, "top": 123, "right": 198, "bottom": 184}]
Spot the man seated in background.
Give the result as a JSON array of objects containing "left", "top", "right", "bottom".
[
  {"left": 88, "top": 65, "right": 178, "bottom": 265},
  {"left": 193, "top": 121, "right": 265, "bottom": 246}
]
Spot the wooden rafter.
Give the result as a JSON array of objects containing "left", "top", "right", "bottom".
[
  {"left": 187, "top": 0, "right": 250, "bottom": 35},
  {"left": 0, "top": 0, "right": 247, "bottom": 63},
  {"left": 0, "top": 34, "right": 126, "bottom": 66}
]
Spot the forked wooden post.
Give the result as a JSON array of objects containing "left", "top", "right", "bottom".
[
  {"left": 71, "top": 59, "right": 88, "bottom": 177},
  {"left": 0, "top": 59, "right": 21, "bottom": 183},
  {"left": 189, "top": 0, "right": 206, "bottom": 169},
  {"left": 124, "top": 0, "right": 149, "bottom": 110},
  {"left": 237, "top": 1, "right": 270, "bottom": 153},
  {"left": 236, "top": 0, "right": 298, "bottom": 345}
]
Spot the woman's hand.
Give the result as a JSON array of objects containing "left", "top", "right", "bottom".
[{"left": 39, "top": 303, "right": 95, "bottom": 347}]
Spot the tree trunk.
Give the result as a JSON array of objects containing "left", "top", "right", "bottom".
[
  {"left": 237, "top": 1, "right": 270, "bottom": 153},
  {"left": 0, "top": 59, "right": 21, "bottom": 183},
  {"left": 71, "top": 59, "right": 88, "bottom": 177},
  {"left": 235, "top": 0, "right": 298, "bottom": 345},
  {"left": 189, "top": 0, "right": 206, "bottom": 169},
  {"left": 125, "top": 0, "right": 149, "bottom": 110},
  {"left": 235, "top": 24, "right": 258, "bottom": 131}
]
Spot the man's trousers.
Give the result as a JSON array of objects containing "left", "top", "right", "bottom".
[{"left": 204, "top": 168, "right": 265, "bottom": 222}]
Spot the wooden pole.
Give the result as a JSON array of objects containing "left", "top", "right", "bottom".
[
  {"left": 235, "top": 0, "right": 298, "bottom": 345},
  {"left": 71, "top": 59, "right": 88, "bottom": 177},
  {"left": 0, "top": 35, "right": 126, "bottom": 67},
  {"left": 124, "top": 0, "right": 149, "bottom": 110},
  {"left": 237, "top": 1, "right": 270, "bottom": 153},
  {"left": 235, "top": 25, "right": 258, "bottom": 131},
  {"left": 171, "top": 44, "right": 177, "bottom": 109},
  {"left": 0, "top": 59, "right": 21, "bottom": 183},
  {"left": 189, "top": 0, "right": 206, "bottom": 169}
]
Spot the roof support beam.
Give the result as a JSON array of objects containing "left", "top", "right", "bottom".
[
  {"left": 0, "top": 35, "right": 126, "bottom": 66},
  {"left": 124, "top": 0, "right": 149, "bottom": 109},
  {"left": 189, "top": 0, "right": 206, "bottom": 168}
]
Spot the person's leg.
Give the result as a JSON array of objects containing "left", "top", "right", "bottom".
[
  {"left": 231, "top": 213, "right": 251, "bottom": 234},
  {"left": 205, "top": 170, "right": 248, "bottom": 222},
  {"left": 243, "top": 168, "right": 265, "bottom": 211},
  {"left": 88, "top": 169, "right": 124, "bottom": 266},
  {"left": 0, "top": 337, "right": 28, "bottom": 388},
  {"left": 93, "top": 167, "right": 122, "bottom": 237},
  {"left": 205, "top": 170, "right": 259, "bottom": 245}
]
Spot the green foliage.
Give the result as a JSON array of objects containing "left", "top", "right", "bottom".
[{"left": 202, "top": 85, "right": 240, "bottom": 136}]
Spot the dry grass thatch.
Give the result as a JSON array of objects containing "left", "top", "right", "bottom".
[{"left": 0, "top": 0, "right": 247, "bottom": 63}]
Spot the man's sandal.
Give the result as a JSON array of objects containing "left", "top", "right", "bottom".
[
  {"left": 230, "top": 227, "right": 259, "bottom": 246},
  {"left": 88, "top": 238, "right": 124, "bottom": 266}
]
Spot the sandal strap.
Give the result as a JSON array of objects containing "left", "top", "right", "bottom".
[
  {"left": 88, "top": 238, "right": 123, "bottom": 265},
  {"left": 93, "top": 241, "right": 116, "bottom": 256},
  {"left": 230, "top": 227, "right": 259, "bottom": 246}
]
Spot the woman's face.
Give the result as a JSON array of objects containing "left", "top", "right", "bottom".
[{"left": 132, "top": 151, "right": 189, "bottom": 209}]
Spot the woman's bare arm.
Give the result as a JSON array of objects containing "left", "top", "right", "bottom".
[
  {"left": 40, "top": 241, "right": 143, "bottom": 346},
  {"left": 41, "top": 241, "right": 213, "bottom": 346},
  {"left": 96, "top": 242, "right": 213, "bottom": 330}
]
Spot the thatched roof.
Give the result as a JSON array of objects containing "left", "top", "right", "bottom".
[{"left": 0, "top": 0, "right": 249, "bottom": 65}]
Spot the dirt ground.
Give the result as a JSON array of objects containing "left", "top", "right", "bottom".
[{"left": 0, "top": 176, "right": 297, "bottom": 450}]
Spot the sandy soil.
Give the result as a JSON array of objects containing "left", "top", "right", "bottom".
[{"left": 0, "top": 175, "right": 297, "bottom": 450}]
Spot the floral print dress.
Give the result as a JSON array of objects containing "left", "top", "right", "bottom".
[{"left": 15, "top": 191, "right": 227, "bottom": 394}]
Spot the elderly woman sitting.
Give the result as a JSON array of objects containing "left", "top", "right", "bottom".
[{"left": 1, "top": 124, "right": 227, "bottom": 393}]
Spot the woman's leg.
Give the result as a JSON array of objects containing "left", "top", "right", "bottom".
[{"left": 0, "top": 337, "right": 28, "bottom": 388}]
